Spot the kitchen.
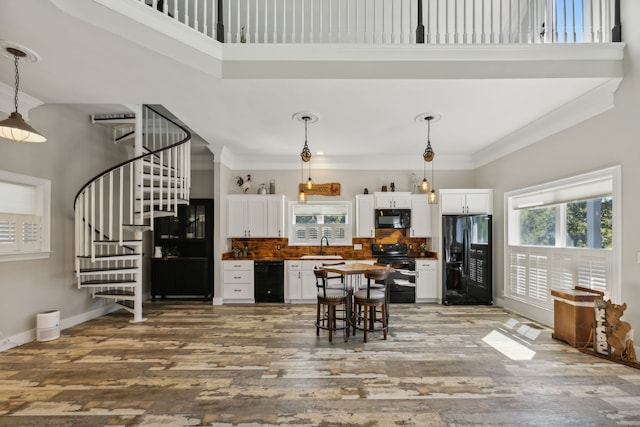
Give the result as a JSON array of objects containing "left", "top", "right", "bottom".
[{"left": 210, "top": 177, "right": 492, "bottom": 307}]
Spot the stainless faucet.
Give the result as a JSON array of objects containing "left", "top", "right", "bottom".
[{"left": 319, "top": 236, "right": 329, "bottom": 255}]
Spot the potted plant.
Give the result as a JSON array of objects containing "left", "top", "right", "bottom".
[
  {"left": 163, "top": 246, "right": 180, "bottom": 259},
  {"left": 418, "top": 243, "right": 428, "bottom": 257},
  {"left": 233, "top": 245, "right": 249, "bottom": 258}
]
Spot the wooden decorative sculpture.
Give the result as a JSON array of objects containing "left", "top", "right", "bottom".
[
  {"left": 604, "top": 300, "right": 636, "bottom": 362},
  {"left": 581, "top": 299, "right": 637, "bottom": 368},
  {"left": 594, "top": 300, "right": 609, "bottom": 355}
]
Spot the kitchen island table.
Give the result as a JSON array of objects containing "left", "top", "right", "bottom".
[{"left": 322, "top": 262, "right": 394, "bottom": 342}]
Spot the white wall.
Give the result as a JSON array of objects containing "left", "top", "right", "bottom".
[
  {"left": 0, "top": 104, "right": 132, "bottom": 348},
  {"left": 475, "top": 0, "right": 640, "bottom": 329}
]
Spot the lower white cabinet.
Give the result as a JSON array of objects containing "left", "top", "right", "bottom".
[
  {"left": 286, "top": 259, "right": 361, "bottom": 302},
  {"left": 286, "top": 260, "right": 302, "bottom": 301},
  {"left": 286, "top": 260, "right": 320, "bottom": 302},
  {"left": 415, "top": 259, "right": 438, "bottom": 301},
  {"left": 301, "top": 261, "right": 321, "bottom": 300},
  {"left": 222, "top": 260, "right": 254, "bottom": 302}
]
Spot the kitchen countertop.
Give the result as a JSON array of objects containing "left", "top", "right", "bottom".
[{"left": 221, "top": 254, "right": 438, "bottom": 261}]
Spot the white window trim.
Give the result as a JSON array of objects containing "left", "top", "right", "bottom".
[
  {"left": 504, "top": 166, "right": 621, "bottom": 310},
  {"left": 0, "top": 170, "right": 51, "bottom": 262},
  {"left": 287, "top": 201, "right": 353, "bottom": 247}
]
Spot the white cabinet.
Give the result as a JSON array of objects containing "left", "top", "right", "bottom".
[
  {"left": 286, "top": 260, "right": 323, "bottom": 302},
  {"left": 287, "top": 259, "right": 360, "bottom": 302},
  {"left": 415, "top": 259, "right": 438, "bottom": 301},
  {"left": 440, "top": 189, "right": 493, "bottom": 214},
  {"left": 374, "top": 192, "right": 411, "bottom": 209},
  {"left": 285, "top": 260, "right": 303, "bottom": 301},
  {"left": 227, "top": 195, "right": 285, "bottom": 238},
  {"left": 409, "top": 194, "right": 432, "bottom": 237},
  {"left": 355, "top": 194, "right": 375, "bottom": 237},
  {"left": 222, "top": 260, "right": 254, "bottom": 302},
  {"left": 266, "top": 196, "right": 285, "bottom": 237}
]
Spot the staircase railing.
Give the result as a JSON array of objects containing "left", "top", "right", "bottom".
[
  {"left": 74, "top": 105, "right": 191, "bottom": 321},
  {"left": 138, "top": 0, "right": 621, "bottom": 44}
]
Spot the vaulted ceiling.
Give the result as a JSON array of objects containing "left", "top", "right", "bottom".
[{"left": 0, "top": 0, "right": 624, "bottom": 170}]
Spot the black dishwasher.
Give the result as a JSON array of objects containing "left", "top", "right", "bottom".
[{"left": 254, "top": 261, "right": 284, "bottom": 303}]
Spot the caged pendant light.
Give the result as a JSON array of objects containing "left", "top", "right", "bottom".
[{"left": 0, "top": 44, "right": 46, "bottom": 143}]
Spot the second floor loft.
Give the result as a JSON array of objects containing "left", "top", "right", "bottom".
[
  {"left": 2, "top": 0, "right": 626, "bottom": 170},
  {"left": 133, "top": 0, "right": 620, "bottom": 45}
]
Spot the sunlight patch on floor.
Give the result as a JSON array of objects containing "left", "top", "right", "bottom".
[{"left": 482, "top": 330, "right": 536, "bottom": 361}]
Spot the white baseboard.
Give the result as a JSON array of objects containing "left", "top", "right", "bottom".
[{"left": 0, "top": 303, "right": 120, "bottom": 353}]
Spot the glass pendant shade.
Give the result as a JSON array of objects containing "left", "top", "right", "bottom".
[
  {"left": 307, "top": 176, "right": 313, "bottom": 189},
  {"left": 428, "top": 189, "right": 438, "bottom": 204},
  {"left": 298, "top": 188, "right": 306, "bottom": 202},
  {"left": 421, "top": 178, "right": 429, "bottom": 192}
]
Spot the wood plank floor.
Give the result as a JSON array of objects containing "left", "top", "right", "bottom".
[{"left": 1, "top": 302, "right": 639, "bottom": 426}]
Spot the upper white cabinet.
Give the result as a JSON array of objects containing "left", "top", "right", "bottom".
[
  {"left": 227, "top": 195, "right": 285, "bottom": 238},
  {"left": 355, "top": 194, "right": 375, "bottom": 237},
  {"left": 374, "top": 192, "right": 411, "bottom": 209},
  {"left": 440, "top": 189, "right": 493, "bottom": 215},
  {"left": 266, "top": 196, "right": 285, "bottom": 237},
  {"left": 409, "top": 194, "right": 432, "bottom": 237}
]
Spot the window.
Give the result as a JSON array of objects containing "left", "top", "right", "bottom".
[
  {"left": 288, "top": 201, "right": 351, "bottom": 246},
  {"left": 0, "top": 170, "right": 51, "bottom": 261},
  {"left": 505, "top": 166, "right": 620, "bottom": 309}
]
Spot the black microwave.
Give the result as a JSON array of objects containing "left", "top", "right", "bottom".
[{"left": 375, "top": 209, "right": 411, "bottom": 229}]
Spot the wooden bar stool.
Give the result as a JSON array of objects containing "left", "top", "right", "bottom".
[
  {"left": 353, "top": 267, "right": 390, "bottom": 343},
  {"left": 314, "top": 268, "right": 350, "bottom": 342}
]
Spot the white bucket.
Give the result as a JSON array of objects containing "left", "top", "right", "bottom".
[{"left": 36, "top": 310, "right": 60, "bottom": 342}]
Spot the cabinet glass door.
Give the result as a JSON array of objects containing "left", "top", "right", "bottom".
[{"left": 185, "top": 204, "right": 206, "bottom": 239}]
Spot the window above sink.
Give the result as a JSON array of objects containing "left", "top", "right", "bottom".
[{"left": 288, "top": 201, "right": 352, "bottom": 247}]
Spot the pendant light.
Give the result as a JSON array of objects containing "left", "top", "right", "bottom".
[
  {"left": 428, "top": 156, "right": 438, "bottom": 204},
  {"left": 293, "top": 112, "right": 318, "bottom": 201},
  {"left": 421, "top": 115, "right": 434, "bottom": 193},
  {"left": 0, "top": 45, "right": 46, "bottom": 143},
  {"left": 415, "top": 113, "right": 441, "bottom": 203},
  {"left": 420, "top": 159, "right": 430, "bottom": 192},
  {"left": 298, "top": 159, "right": 306, "bottom": 203}
]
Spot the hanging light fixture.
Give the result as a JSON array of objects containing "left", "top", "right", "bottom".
[
  {"left": 298, "top": 159, "right": 306, "bottom": 203},
  {"left": 420, "top": 154, "right": 430, "bottom": 192},
  {"left": 0, "top": 45, "right": 46, "bottom": 143},
  {"left": 293, "top": 112, "right": 318, "bottom": 201},
  {"left": 415, "top": 113, "right": 441, "bottom": 203},
  {"left": 428, "top": 155, "right": 438, "bottom": 204}
]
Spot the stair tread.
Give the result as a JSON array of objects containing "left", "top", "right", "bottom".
[
  {"left": 94, "top": 290, "right": 135, "bottom": 296},
  {"left": 81, "top": 279, "right": 136, "bottom": 285},
  {"left": 77, "top": 253, "right": 140, "bottom": 259},
  {"left": 93, "top": 240, "right": 143, "bottom": 244},
  {"left": 79, "top": 266, "right": 138, "bottom": 273}
]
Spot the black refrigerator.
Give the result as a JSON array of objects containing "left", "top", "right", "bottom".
[{"left": 442, "top": 214, "right": 492, "bottom": 305}]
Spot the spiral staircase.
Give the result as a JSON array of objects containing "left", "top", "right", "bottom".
[{"left": 74, "top": 105, "right": 192, "bottom": 322}]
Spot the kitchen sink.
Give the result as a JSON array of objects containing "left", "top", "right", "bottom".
[{"left": 300, "top": 255, "right": 343, "bottom": 260}]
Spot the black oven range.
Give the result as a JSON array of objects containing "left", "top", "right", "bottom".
[{"left": 371, "top": 243, "right": 416, "bottom": 303}]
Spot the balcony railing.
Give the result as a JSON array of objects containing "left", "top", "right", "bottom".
[{"left": 142, "top": 0, "right": 620, "bottom": 45}]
